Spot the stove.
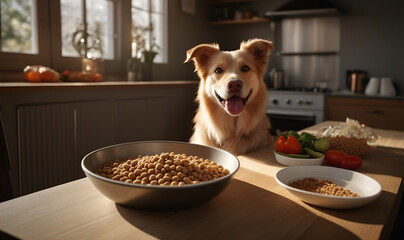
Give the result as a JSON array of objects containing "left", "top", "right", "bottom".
[{"left": 266, "top": 89, "right": 326, "bottom": 134}]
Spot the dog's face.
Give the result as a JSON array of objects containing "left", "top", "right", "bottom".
[{"left": 185, "top": 39, "right": 273, "bottom": 116}]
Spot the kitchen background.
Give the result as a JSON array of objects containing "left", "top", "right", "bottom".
[
  {"left": 155, "top": 0, "right": 404, "bottom": 95},
  {"left": 1, "top": 2, "right": 403, "bottom": 236},
  {"left": 1, "top": 0, "right": 404, "bottom": 199},
  {"left": 0, "top": 0, "right": 403, "bottom": 95}
]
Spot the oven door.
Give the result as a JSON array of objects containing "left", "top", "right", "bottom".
[{"left": 266, "top": 109, "right": 319, "bottom": 135}]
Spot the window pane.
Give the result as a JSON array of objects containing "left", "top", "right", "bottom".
[
  {"left": 131, "top": 0, "right": 167, "bottom": 63},
  {"left": 132, "top": 0, "right": 147, "bottom": 10},
  {"left": 1, "top": 0, "right": 38, "bottom": 54},
  {"left": 151, "top": 12, "right": 164, "bottom": 63},
  {"left": 151, "top": 0, "right": 163, "bottom": 13},
  {"left": 86, "top": 0, "right": 114, "bottom": 59},
  {"left": 61, "top": 0, "right": 83, "bottom": 57},
  {"left": 61, "top": 0, "right": 114, "bottom": 59}
]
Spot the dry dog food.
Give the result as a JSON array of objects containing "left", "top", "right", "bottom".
[
  {"left": 289, "top": 177, "right": 359, "bottom": 197},
  {"left": 97, "top": 152, "right": 230, "bottom": 186},
  {"left": 328, "top": 136, "right": 375, "bottom": 156},
  {"left": 317, "top": 118, "right": 379, "bottom": 156}
]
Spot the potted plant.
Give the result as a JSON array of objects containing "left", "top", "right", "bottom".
[
  {"left": 129, "top": 19, "right": 159, "bottom": 81},
  {"left": 141, "top": 22, "right": 159, "bottom": 81},
  {"left": 128, "top": 24, "right": 146, "bottom": 81}
]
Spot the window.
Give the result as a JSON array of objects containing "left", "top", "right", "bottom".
[
  {"left": 0, "top": 0, "right": 167, "bottom": 77},
  {"left": 60, "top": 0, "right": 114, "bottom": 59},
  {"left": 1, "top": 0, "right": 38, "bottom": 54},
  {"left": 131, "top": 0, "right": 167, "bottom": 63}
]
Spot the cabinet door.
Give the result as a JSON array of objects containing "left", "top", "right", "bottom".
[
  {"left": 18, "top": 103, "right": 76, "bottom": 195},
  {"left": 115, "top": 97, "right": 170, "bottom": 142},
  {"left": 18, "top": 101, "right": 115, "bottom": 195},
  {"left": 75, "top": 101, "right": 115, "bottom": 163},
  {"left": 325, "top": 97, "right": 404, "bottom": 131}
]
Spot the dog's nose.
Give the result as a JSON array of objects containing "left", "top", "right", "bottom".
[{"left": 227, "top": 80, "right": 243, "bottom": 92}]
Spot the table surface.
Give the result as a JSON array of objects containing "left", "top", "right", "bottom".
[{"left": 1, "top": 121, "right": 403, "bottom": 240}]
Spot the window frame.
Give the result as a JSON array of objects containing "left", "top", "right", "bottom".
[
  {"left": 49, "top": 0, "right": 130, "bottom": 75},
  {"left": 0, "top": 0, "right": 133, "bottom": 77},
  {"left": 131, "top": 0, "right": 168, "bottom": 64},
  {"left": 0, "top": 0, "right": 51, "bottom": 72},
  {"left": 0, "top": 0, "right": 165, "bottom": 78}
]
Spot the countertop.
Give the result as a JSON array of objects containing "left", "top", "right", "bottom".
[
  {"left": 1, "top": 121, "right": 403, "bottom": 240},
  {"left": 326, "top": 90, "right": 404, "bottom": 100},
  {"left": 1, "top": 82, "right": 402, "bottom": 100},
  {"left": 268, "top": 89, "right": 404, "bottom": 100},
  {"left": 0, "top": 80, "right": 199, "bottom": 90}
]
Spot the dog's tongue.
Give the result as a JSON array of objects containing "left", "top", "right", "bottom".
[{"left": 225, "top": 96, "right": 244, "bottom": 115}]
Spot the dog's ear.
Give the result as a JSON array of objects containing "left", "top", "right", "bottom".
[
  {"left": 240, "top": 39, "right": 273, "bottom": 74},
  {"left": 185, "top": 43, "right": 220, "bottom": 79}
]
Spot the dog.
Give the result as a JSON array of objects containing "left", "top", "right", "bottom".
[{"left": 185, "top": 38, "right": 274, "bottom": 155}]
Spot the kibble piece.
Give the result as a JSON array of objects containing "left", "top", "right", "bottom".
[
  {"left": 289, "top": 177, "right": 359, "bottom": 197},
  {"left": 96, "top": 152, "right": 230, "bottom": 186},
  {"left": 128, "top": 172, "right": 136, "bottom": 180}
]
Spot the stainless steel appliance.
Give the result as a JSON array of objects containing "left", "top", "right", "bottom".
[
  {"left": 266, "top": 89, "right": 325, "bottom": 134},
  {"left": 264, "top": 0, "right": 339, "bottom": 134},
  {"left": 266, "top": 3, "right": 341, "bottom": 91}
]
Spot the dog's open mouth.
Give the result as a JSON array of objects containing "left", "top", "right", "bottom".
[{"left": 215, "top": 89, "right": 252, "bottom": 115}]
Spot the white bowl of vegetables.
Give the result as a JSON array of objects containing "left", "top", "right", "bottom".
[{"left": 274, "top": 131, "right": 329, "bottom": 167}]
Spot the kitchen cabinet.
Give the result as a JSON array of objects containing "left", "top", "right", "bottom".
[
  {"left": 325, "top": 95, "right": 404, "bottom": 131},
  {"left": 0, "top": 81, "right": 197, "bottom": 197},
  {"left": 18, "top": 101, "right": 115, "bottom": 195}
]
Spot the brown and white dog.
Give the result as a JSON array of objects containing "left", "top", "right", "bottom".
[{"left": 185, "top": 38, "right": 274, "bottom": 155}]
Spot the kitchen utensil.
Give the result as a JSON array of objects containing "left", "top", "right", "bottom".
[
  {"left": 346, "top": 70, "right": 368, "bottom": 93},
  {"left": 81, "top": 141, "right": 239, "bottom": 210},
  {"left": 270, "top": 68, "right": 286, "bottom": 89},
  {"left": 379, "top": 77, "right": 396, "bottom": 96},
  {"left": 364, "top": 77, "right": 380, "bottom": 96}
]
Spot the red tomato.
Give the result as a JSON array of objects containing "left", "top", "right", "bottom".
[
  {"left": 325, "top": 150, "right": 363, "bottom": 170},
  {"left": 324, "top": 150, "right": 348, "bottom": 167},
  {"left": 340, "top": 155, "right": 363, "bottom": 170},
  {"left": 276, "top": 135, "right": 302, "bottom": 154},
  {"left": 276, "top": 136, "right": 287, "bottom": 153}
]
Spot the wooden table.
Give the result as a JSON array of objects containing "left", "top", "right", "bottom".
[{"left": 1, "top": 121, "right": 403, "bottom": 240}]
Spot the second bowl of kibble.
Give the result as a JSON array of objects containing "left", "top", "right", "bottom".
[
  {"left": 81, "top": 141, "right": 240, "bottom": 210},
  {"left": 275, "top": 166, "right": 382, "bottom": 209}
]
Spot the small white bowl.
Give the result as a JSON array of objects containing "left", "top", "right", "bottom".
[
  {"left": 275, "top": 166, "right": 382, "bottom": 209},
  {"left": 274, "top": 151, "right": 324, "bottom": 166}
]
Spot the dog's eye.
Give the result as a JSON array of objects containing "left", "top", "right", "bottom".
[
  {"left": 215, "top": 67, "right": 223, "bottom": 74},
  {"left": 241, "top": 65, "right": 250, "bottom": 73}
]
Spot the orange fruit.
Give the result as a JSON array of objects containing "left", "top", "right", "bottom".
[
  {"left": 92, "top": 73, "right": 103, "bottom": 82},
  {"left": 40, "top": 70, "right": 57, "bottom": 82},
  {"left": 26, "top": 71, "right": 41, "bottom": 82}
]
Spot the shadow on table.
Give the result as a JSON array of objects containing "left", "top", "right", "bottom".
[
  {"left": 310, "top": 190, "right": 395, "bottom": 224},
  {"left": 116, "top": 179, "right": 360, "bottom": 240},
  {"left": 358, "top": 146, "right": 404, "bottom": 178}
]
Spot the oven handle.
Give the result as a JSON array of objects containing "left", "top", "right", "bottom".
[{"left": 266, "top": 109, "right": 316, "bottom": 117}]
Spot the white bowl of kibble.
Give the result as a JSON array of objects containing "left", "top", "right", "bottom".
[
  {"left": 275, "top": 166, "right": 382, "bottom": 209},
  {"left": 82, "top": 141, "right": 239, "bottom": 210}
]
